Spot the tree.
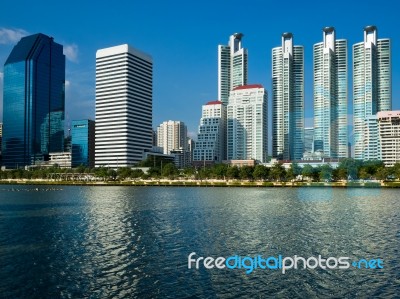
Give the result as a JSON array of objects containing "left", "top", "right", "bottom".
[
  {"left": 287, "top": 162, "right": 301, "bottom": 181},
  {"left": 392, "top": 162, "right": 400, "bottom": 180},
  {"left": 183, "top": 166, "right": 196, "bottom": 178},
  {"left": 319, "top": 164, "right": 333, "bottom": 182},
  {"left": 117, "top": 167, "right": 132, "bottom": 180},
  {"left": 161, "top": 163, "right": 178, "bottom": 178},
  {"left": 226, "top": 166, "right": 239, "bottom": 180},
  {"left": 337, "top": 158, "right": 361, "bottom": 180},
  {"left": 302, "top": 164, "right": 314, "bottom": 181},
  {"left": 376, "top": 167, "right": 389, "bottom": 181},
  {"left": 358, "top": 168, "right": 369, "bottom": 180},
  {"left": 212, "top": 164, "right": 228, "bottom": 179},
  {"left": 131, "top": 169, "right": 144, "bottom": 178},
  {"left": 239, "top": 166, "right": 254, "bottom": 181},
  {"left": 270, "top": 163, "right": 286, "bottom": 181},
  {"left": 107, "top": 169, "right": 117, "bottom": 181},
  {"left": 253, "top": 165, "right": 269, "bottom": 181}
]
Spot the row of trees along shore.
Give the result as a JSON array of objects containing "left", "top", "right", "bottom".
[{"left": 1, "top": 158, "right": 400, "bottom": 182}]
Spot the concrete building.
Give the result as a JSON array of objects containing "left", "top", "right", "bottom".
[
  {"left": 156, "top": 120, "right": 190, "bottom": 168},
  {"left": 353, "top": 26, "right": 391, "bottom": 160},
  {"left": 193, "top": 101, "right": 226, "bottom": 164},
  {"left": 377, "top": 111, "right": 400, "bottom": 166},
  {"left": 218, "top": 33, "right": 248, "bottom": 104},
  {"left": 157, "top": 120, "right": 187, "bottom": 155},
  {"left": 313, "top": 27, "right": 348, "bottom": 158},
  {"left": 363, "top": 115, "right": 381, "bottom": 161},
  {"left": 227, "top": 85, "right": 268, "bottom": 163},
  {"left": 272, "top": 33, "right": 304, "bottom": 160},
  {"left": 95, "top": 44, "right": 153, "bottom": 168}
]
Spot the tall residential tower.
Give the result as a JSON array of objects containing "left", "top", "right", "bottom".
[
  {"left": 353, "top": 26, "right": 391, "bottom": 160},
  {"left": 272, "top": 33, "right": 304, "bottom": 160},
  {"left": 2, "top": 33, "right": 65, "bottom": 169},
  {"left": 95, "top": 44, "right": 153, "bottom": 168},
  {"left": 313, "top": 27, "right": 348, "bottom": 158},
  {"left": 218, "top": 33, "right": 248, "bottom": 104},
  {"left": 227, "top": 85, "right": 268, "bottom": 163}
]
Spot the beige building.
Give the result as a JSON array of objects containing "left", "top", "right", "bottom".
[{"left": 377, "top": 111, "right": 400, "bottom": 166}]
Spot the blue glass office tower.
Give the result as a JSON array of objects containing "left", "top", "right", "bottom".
[
  {"left": 71, "top": 119, "right": 95, "bottom": 168},
  {"left": 2, "top": 33, "right": 65, "bottom": 169}
]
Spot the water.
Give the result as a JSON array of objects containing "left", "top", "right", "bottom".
[{"left": 0, "top": 186, "right": 399, "bottom": 298}]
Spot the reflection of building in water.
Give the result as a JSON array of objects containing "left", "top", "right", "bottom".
[{"left": 2, "top": 33, "right": 65, "bottom": 169}]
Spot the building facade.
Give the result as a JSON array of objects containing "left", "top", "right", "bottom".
[
  {"left": 377, "top": 111, "right": 400, "bottom": 167},
  {"left": 193, "top": 101, "right": 226, "bottom": 164},
  {"left": 95, "top": 44, "right": 153, "bottom": 168},
  {"left": 156, "top": 120, "right": 189, "bottom": 168},
  {"left": 363, "top": 115, "right": 381, "bottom": 161},
  {"left": 304, "top": 127, "right": 314, "bottom": 153},
  {"left": 0, "top": 123, "right": 2, "bottom": 155},
  {"left": 218, "top": 33, "right": 248, "bottom": 104},
  {"left": 227, "top": 85, "right": 268, "bottom": 163},
  {"left": 272, "top": 33, "right": 304, "bottom": 160},
  {"left": 313, "top": 27, "right": 348, "bottom": 158},
  {"left": 157, "top": 120, "right": 187, "bottom": 155},
  {"left": 353, "top": 26, "right": 391, "bottom": 160},
  {"left": 71, "top": 119, "right": 95, "bottom": 168},
  {"left": 2, "top": 33, "right": 65, "bottom": 169}
]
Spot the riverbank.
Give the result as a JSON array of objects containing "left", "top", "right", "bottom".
[{"left": 1, "top": 179, "right": 400, "bottom": 188}]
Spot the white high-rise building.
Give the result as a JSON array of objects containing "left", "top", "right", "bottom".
[
  {"left": 313, "top": 27, "right": 348, "bottom": 158},
  {"left": 218, "top": 33, "right": 248, "bottom": 104},
  {"left": 272, "top": 33, "right": 304, "bottom": 160},
  {"left": 377, "top": 111, "right": 400, "bottom": 167},
  {"left": 193, "top": 101, "right": 226, "bottom": 164},
  {"left": 353, "top": 26, "right": 391, "bottom": 160},
  {"left": 157, "top": 120, "right": 187, "bottom": 155},
  {"left": 95, "top": 44, "right": 153, "bottom": 168},
  {"left": 227, "top": 85, "right": 267, "bottom": 162},
  {"left": 363, "top": 115, "right": 381, "bottom": 161}
]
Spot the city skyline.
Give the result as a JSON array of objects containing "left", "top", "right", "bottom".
[{"left": 0, "top": 1, "right": 399, "bottom": 145}]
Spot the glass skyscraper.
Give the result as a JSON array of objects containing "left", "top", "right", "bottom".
[
  {"left": 2, "top": 33, "right": 65, "bottom": 169},
  {"left": 218, "top": 33, "right": 248, "bottom": 104},
  {"left": 272, "top": 33, "right": 304, "bottom": 160},
  {"left": 353, "top": 26, "right": 391, "bottom": 160},
  {"left": 71, "top": 119, "right": 95, "bottom": 168},
  {"left": 313, "top": 27, "right": 348, "bottom": 158}
]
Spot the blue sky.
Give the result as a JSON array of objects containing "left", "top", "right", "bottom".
[{"left": 0, "top": 0, "right": 399, "bottom": 141}]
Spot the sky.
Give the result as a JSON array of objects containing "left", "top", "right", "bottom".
[{"left": 0, "top": 0, "right": 399, "bottom": 144}]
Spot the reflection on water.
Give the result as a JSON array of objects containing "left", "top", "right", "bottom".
[{"left": 0, "top": 186, "right": 399, "bottom": 298}]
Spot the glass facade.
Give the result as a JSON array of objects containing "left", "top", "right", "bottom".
[
  {"left": 2, "top": 34, "right": 65, "bottom": 168},
  {"left": 71, "top": 120, "right": 95, "bottom": 168}
]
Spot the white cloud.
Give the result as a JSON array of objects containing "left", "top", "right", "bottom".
[
  {"left": 65, "top": 80, "right": 71, "bottom": 89},
  {"left": 0, "top": 28, "right": 28, "bottom": 45},
  {"left": 63, "top": 44, "right": 79, "bottom": 63},
  {"left": 0, "top": 71, "right": 3, "bottom": 80}
]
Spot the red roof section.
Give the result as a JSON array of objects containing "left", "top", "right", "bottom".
[
  {"left": 206, "top": 100, "right": 222, "bottom": 105},
  {"left": 233, "top": 84, "right": 263, "bottom": 91}
]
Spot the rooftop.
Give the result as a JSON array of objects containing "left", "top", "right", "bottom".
[
  {"left": 205, "top": 100, "right": 222, "bottom": 105},
  {"left": 233, "top": 84, "right": 263, "bottom": 91}
]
